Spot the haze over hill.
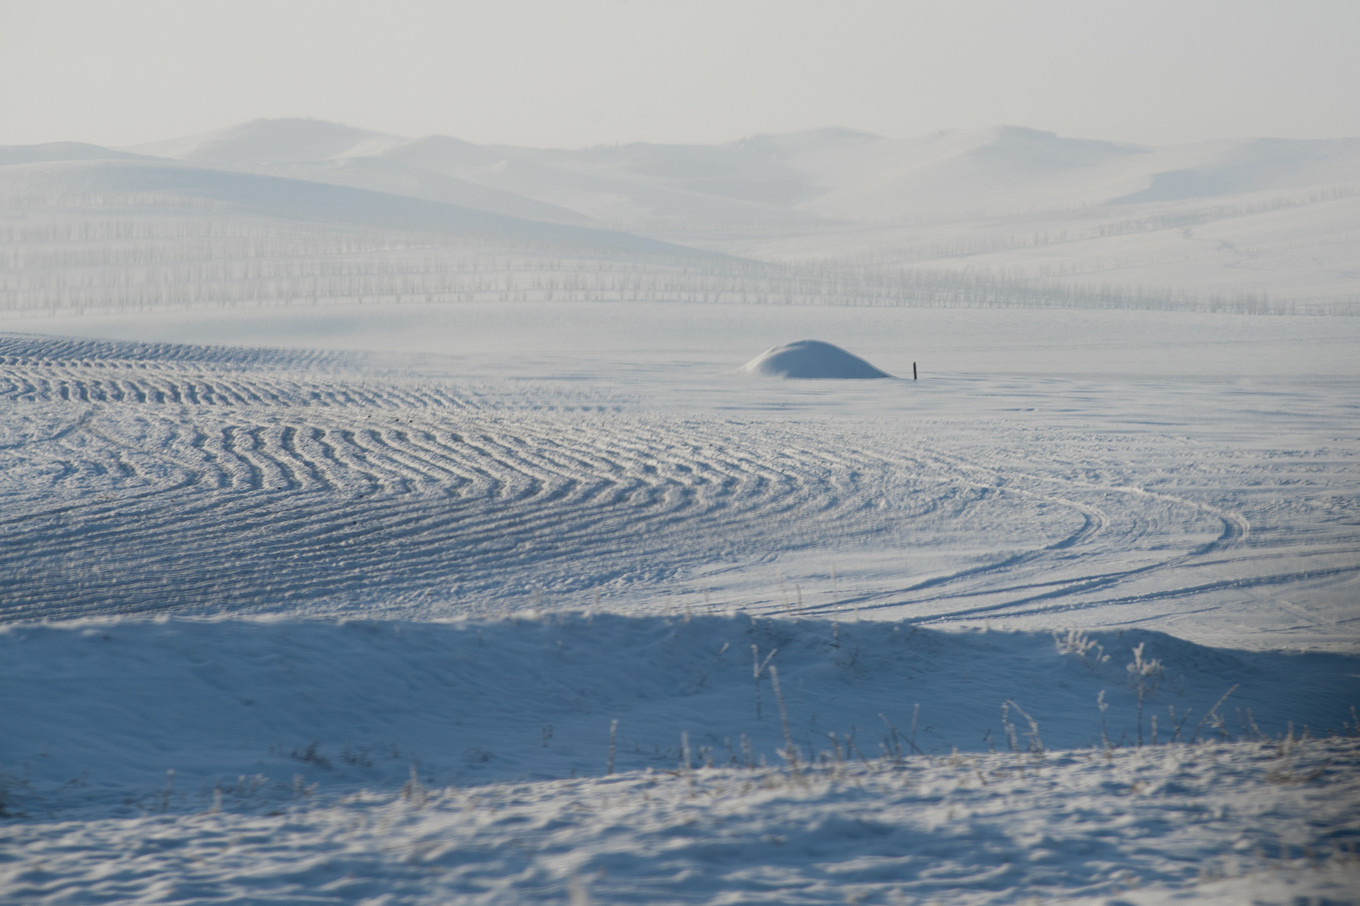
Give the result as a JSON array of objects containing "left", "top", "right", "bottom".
[
  {"left": 2, "top": 116, "right": 1358, "bottom": 314},
  {"left": 124, "top": 118, "right": 1360, "bottom": 224}
]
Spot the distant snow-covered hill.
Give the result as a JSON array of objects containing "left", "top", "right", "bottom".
[
  {"left": 0, "top": 141, "right": 154, "bottom": 167},
  {"left": 3, "top": 118, "right": 1358, "bottom": 313},
  {"left": 123, "top": 118, "right": 1360, "bottom": 226},
  {"left": 132, "top": 117, "right": 407, "bottom": 165}
]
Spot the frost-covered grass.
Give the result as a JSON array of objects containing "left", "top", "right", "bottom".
[
  {"left": 4, "top": 734, "right": 1358, "bottom": 904},
  {"left": 3, "top": 613, "right": 1355, "bottom": 818},
  {"left": 2, "top": 611, "right": 1358, "bottom": 902}
]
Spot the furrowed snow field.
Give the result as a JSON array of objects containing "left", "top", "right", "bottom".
[
  {"left": 3, "top": 120, "right": 1360, "bottom": 902},
  {"left": 2, "top": 309, "right": 1356, "bottom": 646},
  {"left": 3, "top": 308, "right": 1358, "bottom": 904}
]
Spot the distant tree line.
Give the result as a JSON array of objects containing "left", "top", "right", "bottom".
[{"left": 2, "top": 207, "right": 1355, "bottom": 318}]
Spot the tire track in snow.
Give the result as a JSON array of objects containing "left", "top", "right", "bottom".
[
  {"left": 4, "top": 333, "right": 1305, "bottom": 625},
  {"left": 806, "top": 442, "right": 1261, "bottom": 622}
]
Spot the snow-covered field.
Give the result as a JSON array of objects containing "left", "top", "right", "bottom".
[{"left": 3, "top": 120, "right": 1360, "bottom": 902}]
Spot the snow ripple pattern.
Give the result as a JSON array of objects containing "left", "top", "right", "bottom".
[{"left": 0, "top": 334, "right": 1289, "bottom": 623}]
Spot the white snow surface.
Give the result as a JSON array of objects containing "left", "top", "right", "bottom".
[
  {"left": 2, "top": 307, "right": 1358, "bottom": 903},
  {"left": 3, "top": 121, "right": 1360, "bottom": 902}
]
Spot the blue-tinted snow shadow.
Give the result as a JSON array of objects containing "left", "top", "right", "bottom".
[{"left": 2, "top": 614, "right": 1356, "bottom": 819}]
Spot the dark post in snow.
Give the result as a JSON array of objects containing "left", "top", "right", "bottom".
[{"left": 913, "top": 362, "right": 917, "bottom": 380}]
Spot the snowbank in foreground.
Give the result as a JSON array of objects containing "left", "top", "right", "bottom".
[
  {"left": 4, "top": 738, "right": 1357, "bottom": 904},
  {"left": 3, "top": 615, "right": 1355, "bottom": 820}
]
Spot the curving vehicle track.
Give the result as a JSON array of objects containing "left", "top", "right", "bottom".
[{"left": 1, "top": 334, "right": 1353, "bottom": 632}]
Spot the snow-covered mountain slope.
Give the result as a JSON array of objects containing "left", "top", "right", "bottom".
[
  {"left": 798, "top": 125, "right": 1153, "bottom": 221},
  {"left": 132, "top": 117, "right": 407, "bottom": 165},
  {"left": 0, "top": 141, "right": 153, "bottom": 166},
  {"left": 6, "top": 119, "right": 1358, "bottom": 316},
  {"left": 267, "top": 156, "right": 597, "bottom": 224},
  {"left": 128, "top": 119, "right": 1360, "bottom": 226},
  {"left": 135, "top": 120, "right": 597, "bottom": 224},
  {"left": 9, "top": 117, "right": 1347, "bottom": 312},
  {"left": 1113, "top": 136, "right": 1360, "bottom": 204},
  {"left": 131, "top": 119, "right": 847, "bottom": 227},
  {"left": 0, "top": 150, "right": 747, "bottom": 316},
  {"left": 0, "top": 157, "right": 706, "bottom": 257}
]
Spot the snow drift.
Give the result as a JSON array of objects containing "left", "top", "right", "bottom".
[
  {"left": 4, "top": 614, "right": 1355, "bottom": 820},
  {"left": 739, "top": 339, "right": 892, "bottom": 379}
]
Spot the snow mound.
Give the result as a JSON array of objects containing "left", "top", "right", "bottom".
[{"left": 740, "top": 339, "right": 892, "bottom": 379}]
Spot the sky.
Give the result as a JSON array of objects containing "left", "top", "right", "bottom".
[{"left": 3, "top": 0, "right": 1358, "bottom": 150}]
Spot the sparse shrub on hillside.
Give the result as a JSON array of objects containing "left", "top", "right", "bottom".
[
  {"left": 1127, "top": 642, "right": 1165, "bottom": 747},
  {"left": 1054, "top": 629, "right": 1108, "bottom": 667}
]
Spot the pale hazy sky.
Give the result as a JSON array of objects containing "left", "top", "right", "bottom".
[{"left": 2, "top": 0, "right": 1357, "bottom": 149}]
